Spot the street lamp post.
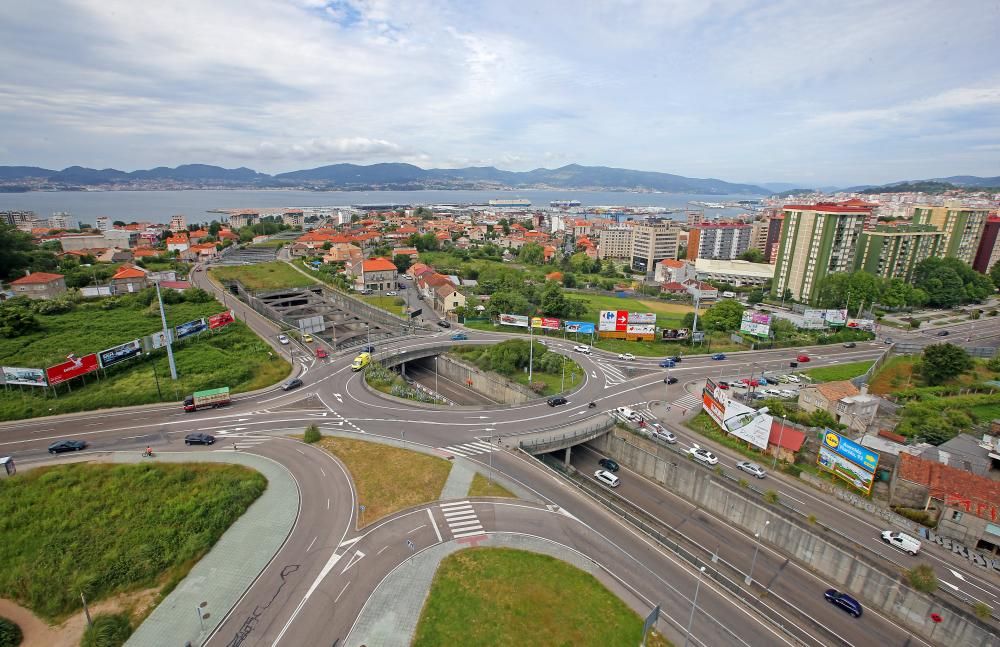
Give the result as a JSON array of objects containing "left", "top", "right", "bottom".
[
  {"left": 745, "top": 520, "right": 770, "bottom": 585},
  {"left": 488, "top": 433, "right": 495, "bottom": 484},
  {"left": 435, "top": 356, "right": 439, "bottom": 395},
  {"left": 401, "top": 429, "right": 406, "bottom": 449},
  {"left": 146, "top": 354, "right": 162, "bottom": 400},
  {"left": 772, "top": 418, "right": 785, "bottom": 470},
  {"left": 683, "top": 566, "right": 706, "bottom": 647}
]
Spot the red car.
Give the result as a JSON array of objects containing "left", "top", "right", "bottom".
[
  {"left": 797, "top": 354, "right": 810, "bottom": 362},
  {"left": 741, "top": 378, "right": 760, "bottom": 387},
  {"left": 316, "top": 348, "right": 328, "bottom": 359},
  {"left": 717, "top": 381, "right": 730, "bottom": 389}
]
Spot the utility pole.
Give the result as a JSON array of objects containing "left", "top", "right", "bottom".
[
  {"left": 155, "top": 281, "right": 178, "bottom": 380},
  {"left": 528, "top": 318, "right": 534, "bottom": 383}
]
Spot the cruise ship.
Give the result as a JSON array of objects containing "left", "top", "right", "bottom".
[{"left": 488, "top": 198, "right": 532, "bottom": 207}]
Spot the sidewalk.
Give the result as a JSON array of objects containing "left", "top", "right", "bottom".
[
  {"left": 345, "top": 533, "right": 621, "bottom": 647},
  {"left": 119, "top": 451, "right": 299, "bottom": 647}
]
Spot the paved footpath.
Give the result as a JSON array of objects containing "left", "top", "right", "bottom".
[
  {"left": 345, "top": 533, "right": 610, "bottom": 647},
  {"left": 118, "top": 451, "right": 299, "bottom": 647}
]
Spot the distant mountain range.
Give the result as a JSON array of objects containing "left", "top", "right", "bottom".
[
  {"left": 0, "top": 162, "right": 769, "bottom": 195},
  {"left": 770, "top": 175, "right": 1000, "bottom": 196}
]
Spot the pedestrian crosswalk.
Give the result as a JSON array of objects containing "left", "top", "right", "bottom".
[
  {"left": 211, "top": 431, "right": 270, "bottom": 450},
  {"left": 439, "top": 500, "right": 485, "bottom": 539},
  {"left": 437, "top": 440, "right": 498, "bottom": 457},
  {"left": 670, "top": 392, "right": 702, "bottom": 412}
]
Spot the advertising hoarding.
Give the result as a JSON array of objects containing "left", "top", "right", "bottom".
[
  {"left": 144, "top": 330, "right": 174, "bottom": 351},
  {"left": 599, "top": 310, "right": 629, "bottom": 332},
  {"left": 176, "top": 318, "right": 208, "bottom": 339},
  {"left": 208, "top": 311, "right": 235, "bottom": 330},
  {"left": 564, "top": 321, "right": 595, "bottom": 334},
  {"left": 0, "top": 366, "right": 47, "bottom": 387},
  {"left": 702, "top": 379, "right": 725, "bottom": 425},
  {"left": 817, "top": 430, "right": 880, "bottom": 494},
  {"left": 627, "top": 312, "right": 656, "bottom": 324},
  {"left": 825, "top": 309, "right": 848, "bottom": 326},
  {"left": 662, "top": 328, "right": 690, "bottom": 339},
  {"left": 847, "top": 318, "right": 875, "bottom": 331},
  {"left": 531, "top": 317, "right": 561, "bottom": 330},
  {"left": 740, "top": 311, "right": 771, "bottom": 337},
  {"left": 499, "top": 313, "right": 529, "bottom": 328},
  {"left": 626, "top": 324, "right": 655, "bottom": 335},
  {"left": 98, "top": 340, "right": 141, "bottom": 368},
  {"left": 46, "top": 353, "right": 99, "bottom": 385},
  {"left": 721, "top": 400, "right": 772, "bottom": 449}
]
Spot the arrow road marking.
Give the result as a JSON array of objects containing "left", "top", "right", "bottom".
[{"left": 340, "top": 550, "right": 366, "bottom": 575}]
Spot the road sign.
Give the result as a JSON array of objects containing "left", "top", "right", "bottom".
[
  {"left": 406, "top": 539, "right": 415, "bottom": 551},
  {"left": 359, "top": 504, "right": 366, "bottom": 511},
  {"left": 641, "top": 605, "right": 661, "bottom": 646},
  {"left": 410, "top": 308, "right": 422, "bottom": 318}
]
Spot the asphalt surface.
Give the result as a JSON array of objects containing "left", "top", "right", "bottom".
[{"left": 5, "top": 268, "right": 997, "bottom": 646}]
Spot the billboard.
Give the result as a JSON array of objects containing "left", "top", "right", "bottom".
[
  {"left": 740, "top": 311, "right": 771, "bottom": 337},
  {"left": 628, "top": 312, "right": 656, "bottom": 325},
  {"left": 825, "top": 309, "right": 848, "bottom": 326},
  {"left": 144, "top": 329, "right": 174, "bottom": 351},
  {"left": 662, "top": 328, "right": 689, "bottom": 339},
  {"left": 702, "top": 379, "right": 725, "bottom": 424},
  {"left": 626, "top": 324, "right": 655, "bottom": 335},
  {"left": 599, "top": 310, "right": 628, "bottom": 332},
  {"left": 847, "top": 318, "right": 875, "bottom": 331},
  {"left": 531, "top": 317, "right": 561, "bottom": 330},
  {"left": 564, "top": 321, "right": 595, "bottom": 334},
  {"left": 176, "top": 318, "right": 208, "bottom": 339},
  {"left": 817, "top": 431, "right": 880, "bottom": 494},
  {"left": 98, "top": 340, "right": 141, "bottom": 368},
  {"left": 703, "top": 378, "right": 771, "bottom": 449},
  {"left": 1, "top": 366, "right": 47, "bottom": 387},
  {"left": 46, "top": 353, "right": 99, "bottom": 385},
  {"left": 801, "top": 309, "right": 827, "bottom": 329},
  {"left": 298, "top": 315, "right": 326, "bottom": 334},
  {"left": 499, "top": 313, "right": 529, "bottom": 328},
  {"left": 208, "top": 310, "right": 235, "bottom": 330}
]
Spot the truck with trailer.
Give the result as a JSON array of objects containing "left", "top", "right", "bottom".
[{"left": 183, "top": 387, "right": 231, "bottom": 412}]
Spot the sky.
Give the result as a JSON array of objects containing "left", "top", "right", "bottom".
[{"left": 1, "top": 0, "right": 998, "bottom": 187}]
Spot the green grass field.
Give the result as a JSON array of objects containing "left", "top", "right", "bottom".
[
  {"left": 0, "top": 462, "right": 266, "bottom": 620},
  {"left": 0, "top": 299, "right": 289, "bottom": 421},
  {"left": 804, "top": 360, "right": 874, "bottom": 383},
  {"left": 360, "top": 295, "right": 408, "bottom": 316},
  {"left": 413, "top": 548, "right": 670, "bottom": 647},
  {"left": 568, "top": 292, "right": 697, "bottom": 330},
  {"left": 209, "top": 261, "right": 317, "bottom": 290},
  {"left": 468, "top": 473, "right": 515, "bottom": 497}
]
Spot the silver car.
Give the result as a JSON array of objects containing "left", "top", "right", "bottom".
[{"left": 736, "top": 461, "right": 767, "bottom": 478}]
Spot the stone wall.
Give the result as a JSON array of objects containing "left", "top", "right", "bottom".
[
  {"left": 590, "top": 429, "right": 997, "bottom": 646},
  {"left": 417, "top": 354, "right": 537, "bottom": 405}
]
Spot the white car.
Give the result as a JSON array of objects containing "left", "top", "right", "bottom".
[
  {"left": 688, "top": 445, "right": 719, "bottom": 465},
  {"left": 386, "top": 291, "right": 398, "bottom": 296},
  {"left": 618, "top": 353, "right": 635, "bottom": 361},
  {"left": 779, "top": 389, "right": 797, "bottom": 399},
  {"left": 784, "top": 374, "right": 801, "bottom": 383},
  {"left": 594, "top": 469, "right": 620, "bottom": 487},
  {"left": 762, "top": 388, "right": 783, "bottom": 398},
  {"left": 277, "top": 334, "right": 290, "bottom": 345},
  {"left": 573, "top": 345, "right": 592, "bottom": 354},
  {"left": 615, "top": 406, "right": 640, "bottom": 422},
  {"left": 402, "top": 274, "right": 413, "bottom": 280},
  {"left": 650, "top": 424, "right": 677, "bottom": 444},
  {"left": 736, "top": 461, "right": 767, "bottom": 478}
]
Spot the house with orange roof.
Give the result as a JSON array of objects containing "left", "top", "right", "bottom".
[
  {"left": 391, "top": 247, "right": 419, "bottom": 259},
  {"left": 350, "top": 257, "right": 398, "bottom": 292},
  {"left": 434, "top": 231, "right": 452, "bottom": 243},
  {"left": 572, "top": 219, "right": 593, "bottom": 237},
  {"left": 133, "top": 248, "right": 160, "bottom": 258},
  {"left": 188, "top": 229, "right": 209, "bottom": 244},
  {"left": 433, "top": 282, "right": 466, "bottom": 315},
  {"left": 543, "top": 245, "right": 557, "bottom": 263},
  {"left": 545, "top": 271, "right": 563, "bottom": 283},
  {"left": 110, "top": 264, "right": 149, "bottom": 294},
  {"left": 186, "top": 243, "right": 220, "bottom": 261},
  {"left": 166, "top": 233, "right": 189, "bottom": 253},
  {"left": 654, "top": 258, "right": 694, "bottom": 284},
  {"left": 323, "top": 243, "right": 363, "bottom": 265},
  {"left": 10, "top": 272, "right": 66, "bottom": 300},
  {"left": 217, "top": 230, "right": 239, "bottom": 242}
]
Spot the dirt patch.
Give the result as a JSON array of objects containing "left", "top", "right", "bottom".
[{"left": 0, "top": 587, "right": 159, "bottom": 647}]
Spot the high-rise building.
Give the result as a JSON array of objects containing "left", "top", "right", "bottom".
[
  {"left": 1, "top": 210, "right": 36, "bottom": 228},
  {"left": 169, "top": 214, "right": 187, "bottom": 232},
  {"left": 598, "top": 226, "right": 633, "bottom": 259},
  {"left": 765, "top": 215, "right": 784, "bottom": 263},
  {"left": 95, "top": 216, "right": 111, "bottom": 231},
  {"left": 686, "top": 222, "right": 752, "bottom": 261},
  {"left": 48, "top": 212, "right": 70, "bottom": 230},
  {"left": 854, "top": 224, "right": 943, "bottom": 282},
  {"left": 911, "top": 203, "right": 989, "bottom": 265},
  {"left": 749, "top": 219, "right": 769, "bottom": 255},
  {"left": 973, "top": 216, "right": 1000, "bottom": 274},
  {"left": 227, "top": 211, "right": 259, "bottom": 229},
  {"left": 772, "top": 203, "right": 871, "bottom": 303},
  {"left": 630, "top": 222, "right": 680, "bottom": 275}
]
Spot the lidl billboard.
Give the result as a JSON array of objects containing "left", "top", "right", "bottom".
[{"left": 817, "top": 430, "right": 880, "bottom": 494}]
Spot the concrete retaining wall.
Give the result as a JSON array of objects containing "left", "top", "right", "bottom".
[
  {"left": 424, "top": 354, "right": 536, "bottom": 405},
  {"left": 590, "top": 430, "right": 997, "bottom": 646},
  {"left": 799, "top": 471, "right": 924, "bottom": 534}
]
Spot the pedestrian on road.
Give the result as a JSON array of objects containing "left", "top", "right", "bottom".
[{"left": 233, "top": 442, "right": 238, "bottom": 451}]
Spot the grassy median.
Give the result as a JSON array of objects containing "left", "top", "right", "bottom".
[
  {"left": 209, "top": 261, "right": 317, "bottom": 290},
  {"left": 413, "top": 548, "right": 671, "bottom": 647},
  {"left": 317, "top": 437, "right": 451, "bottom": 525},
  {"left": 0, "top": 463, "right": 266, "bottom": 621},
  {"left": 468, "top": 473, "right": 516, "bottom": 498},
  {"left": 804, "top": 360, "right": 874, "bottom": 382}
]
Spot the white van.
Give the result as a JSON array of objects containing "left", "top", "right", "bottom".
[
  {"left": 722, "top": 291, "right": 736, "bottom": 298},
  {"left": 881, "top": 530, "right": 922, "bottom": 555},
  {"left": 615, "top": 406, "right": 638, "bottom": 421},
  {"left": 594, "top": 470, "right": 620, "bottom": 488}
]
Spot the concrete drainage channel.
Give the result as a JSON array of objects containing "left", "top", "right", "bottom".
[{"left": 530, "top": 451, "right": 841, "bottom": 647}]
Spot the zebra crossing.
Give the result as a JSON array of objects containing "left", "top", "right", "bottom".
[
  {"left": 211, "top": 430, "right": 271, "bottom": 450},
  {"left": 670, "top": 392, "right": 702, "bottom": 412},
  {"left": 437, "top": 440, "right": 498, "bottom": 457},
  {"left": 439, "top": 500, "right": 485, "bottom": 539}
]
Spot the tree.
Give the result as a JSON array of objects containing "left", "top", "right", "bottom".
[
  {"left": 747, "top": 288, "right": 764, "bottom": 304},
  {"left": 0, "top": 301, "right": 39, "bottom": 337},
  {"left": 113, "top": 220, "right": 127, "bottom": 228},
  {"left": 562, "top": 272, "right": 577, "bottom": 288},
  {"left": 517, "top": 243, "right": 545, "bottom": 265},
  {"left": 738, "top": 248, "right": 765, "bottom": 263},
  {"left": 392, "top": 254, "right": 412, "bottom": 274},
  {"left": 913, "top": 257, "right": 994, "bottom": 307},
  {"left": 0, "top": 224, "right": 35, "bottom": 281},
  {"left": 921, "top": 343, "right": 974, "bottom": 385},
  {"left": 990, "top": 262, "right": 1000, "bottom": 290},
  {"left": 677, "top": 244, "right": 687, "bottom": 260},
  {"left": 701, "top": 299, "right": 744, "bottom": 332}
]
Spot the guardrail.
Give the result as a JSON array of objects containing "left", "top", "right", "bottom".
[{"left": 518, "top": 417, "right": 616, "bottom": 454}]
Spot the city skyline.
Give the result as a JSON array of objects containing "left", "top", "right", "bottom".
[{"left": 1, "top": 1, "right": 998, "bottom": 186}]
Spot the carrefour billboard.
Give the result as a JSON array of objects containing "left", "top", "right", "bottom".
[
  {"left": 599, "top": 310, "right": 629, "bottom": 332},
  {"left": 817, "top": 430, "right": 880, "bottom": 494}
]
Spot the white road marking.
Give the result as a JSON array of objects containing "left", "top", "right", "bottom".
[
  {"left": 334, "top": 581, "right": 350, "bottom": 604},
  {"left": 271, "top": 550, "right": 343, "bottom": 646},
  {"left": 427, "top": 508, "right": 443, "bottom": 542},
  {"left": 407, "top": 524, "right": 427, "bottom": 534},
  {"left": 306, "top": 536, "right": 318, "bottom": 552},
  {"left": 452, "top": 529, "right": 486, "bottom": 538},
  {"left": 339, "top": 550, "right": 365, "bottom": 575}
]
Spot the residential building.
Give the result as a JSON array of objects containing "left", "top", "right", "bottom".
[
  {"left": 227, "top": 211, "right": 258, "bottom": 229},
  {"left": 110, "top": 264, "right": 149, "bottom": 294},
  {"left": 771, "top": 203, "right": 870, "bottom": 303},
  {"left": 630, "top": 222, "right": 680, "bottom": 275},
  {"left": 684, "top": 280, "right": 718, "bottom": 301},
  {"left": 973, "top": 216, "right": 1000, "bottom": 273},
  {"left": 169, "top": 214, "right": 187, "bottom": 232},
  {"left": 95, "top": 216, "right": 110, "bottom": 231},
  {"left": 356, "top": 257, "right": 398, "bottom": 292},
  {"left": 48, "top": 212, "right": 70, "bottom": 230},
  {"left": 799, "top": 381, "right": 879, "bottom": 433},
  {"left": 103, "top": 228, "right": 138, "bottom": 249},
  {"left": 687, "top": 222, "right": 752, "bottom": 261},
  {"left": 765, "top": 214, "right": 783, "bottom": 263},
  {"left": 59, "top": 234, "right": 107, "bottom": 252},
  {"left": 434, "top": 283, "right": 467, "bottom": 315},
  {"left": 854, "top": 224, "right": 943, "bottom": 282},
  {"left": 598, "top": 226, "right": 633, "bottom": 260},
  {"left": 912, "top": 203, "right": 989, "bottom": 265},
  {"left": 10, "top": 272, "right": 67, "bottom": 300},
  {"left": 660, "top": 281, "right": 689, "bottom": 296},
  {"left": 165, "top": 233, "right": 190, "bottom": 253},
  {"left": 572, "top": 219, "right": 593, "bottom": 237},
  {"left": 1, "top": 210, "right": 36, "bottom": 229},
  {"left": 282, "top": 210, "right": 304, "bottom": 228},
  {"left": 694, "top": 258, "right": 774, "bottom": 287},
  {"left": 749, "top": 219, "right": 770, "bottom": 255},
  {"left": 654, "top": 259, "right": 694, "bottom": 284}
]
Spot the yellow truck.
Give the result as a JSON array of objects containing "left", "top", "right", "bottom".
[{"left": 351, "top": 352, "right": 371, "bottom": 371}]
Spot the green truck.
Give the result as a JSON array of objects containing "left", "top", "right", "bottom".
[{"left": 183, "top": 387, "right": 231, "bottom": 412}]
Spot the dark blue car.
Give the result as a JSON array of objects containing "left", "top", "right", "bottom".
[
  {"left": 659, "top": 359, "right": 675, "bottom": 368},
  {"left": 824, "top": 589, "right": 863, "bottom": 617},
  {"left": 712, "top": 353, "right": 726, "bottom": 360}
]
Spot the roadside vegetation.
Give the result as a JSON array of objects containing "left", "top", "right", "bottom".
[
  {"left": 365, "top": 362, "right": 446, "bottom": 404},
  {"left": 0, "top": 288, "right": 288, "bottom": 421},
  {"left": 468, "top": 473, "right": 515, "bottom": 498},
  {"left": 804, "top": 360, "right": 874, "bottom": 383},
  {"left": 0, "top": 463, "right": 266, "bottom": 620},
  {"left": 317, "top": 437, "right": 452, "bottom": 525},
  {"left": 80, "top": 613, "right": 132, "bottom": 647},
  {"left": 449, "top": 340, "right": 583, "bottom": 395},
  {"left": 209, "top": 261, "right": 317, "bottom": 290},
  {"left": 413, "top": 548, "right": 671, "bottom": 647},
  {"left": 0, "top": 618, "right": 21, "bottom": 647}
]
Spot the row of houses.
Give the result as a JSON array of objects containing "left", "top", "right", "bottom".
[{"left": 9, "top": 265, "right": 189, "bottom": 300}]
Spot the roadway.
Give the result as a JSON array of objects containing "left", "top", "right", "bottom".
[{"left": 4, "top": 270, "right": 996, "bottom": 645}]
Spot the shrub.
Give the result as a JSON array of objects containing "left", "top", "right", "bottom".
[
  {"left": 909, "top": 318, "right": 921, "bottom": 329},
  {"left": 807, "top": 514, "right": 817, "bottom": 525},
  {"left": 0, "top": 617, "right": 22, "bottom": 647},
  {"left": 891, "top": 506, "right": 935, "bottom": 527},
  {"left": 80, "top": 613, "right": 132, "bottom": 647},
  {"left": 764, "top": 490, "right": 780, "bottom": 504},
  {"left": 738, "top": 478, "right": 748, "bottom": 488},
  {"left": 973, "top": 601, "right": 992, "bottom": 620},
  {"left": 303, "top": 424, "right": 322, "bottom": 444},
  {"left": 905, "top": 564, "right": 937, "bottom": 594},
  {"left": 529, "top": 381, "right": 547, "bottom": 394}
]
